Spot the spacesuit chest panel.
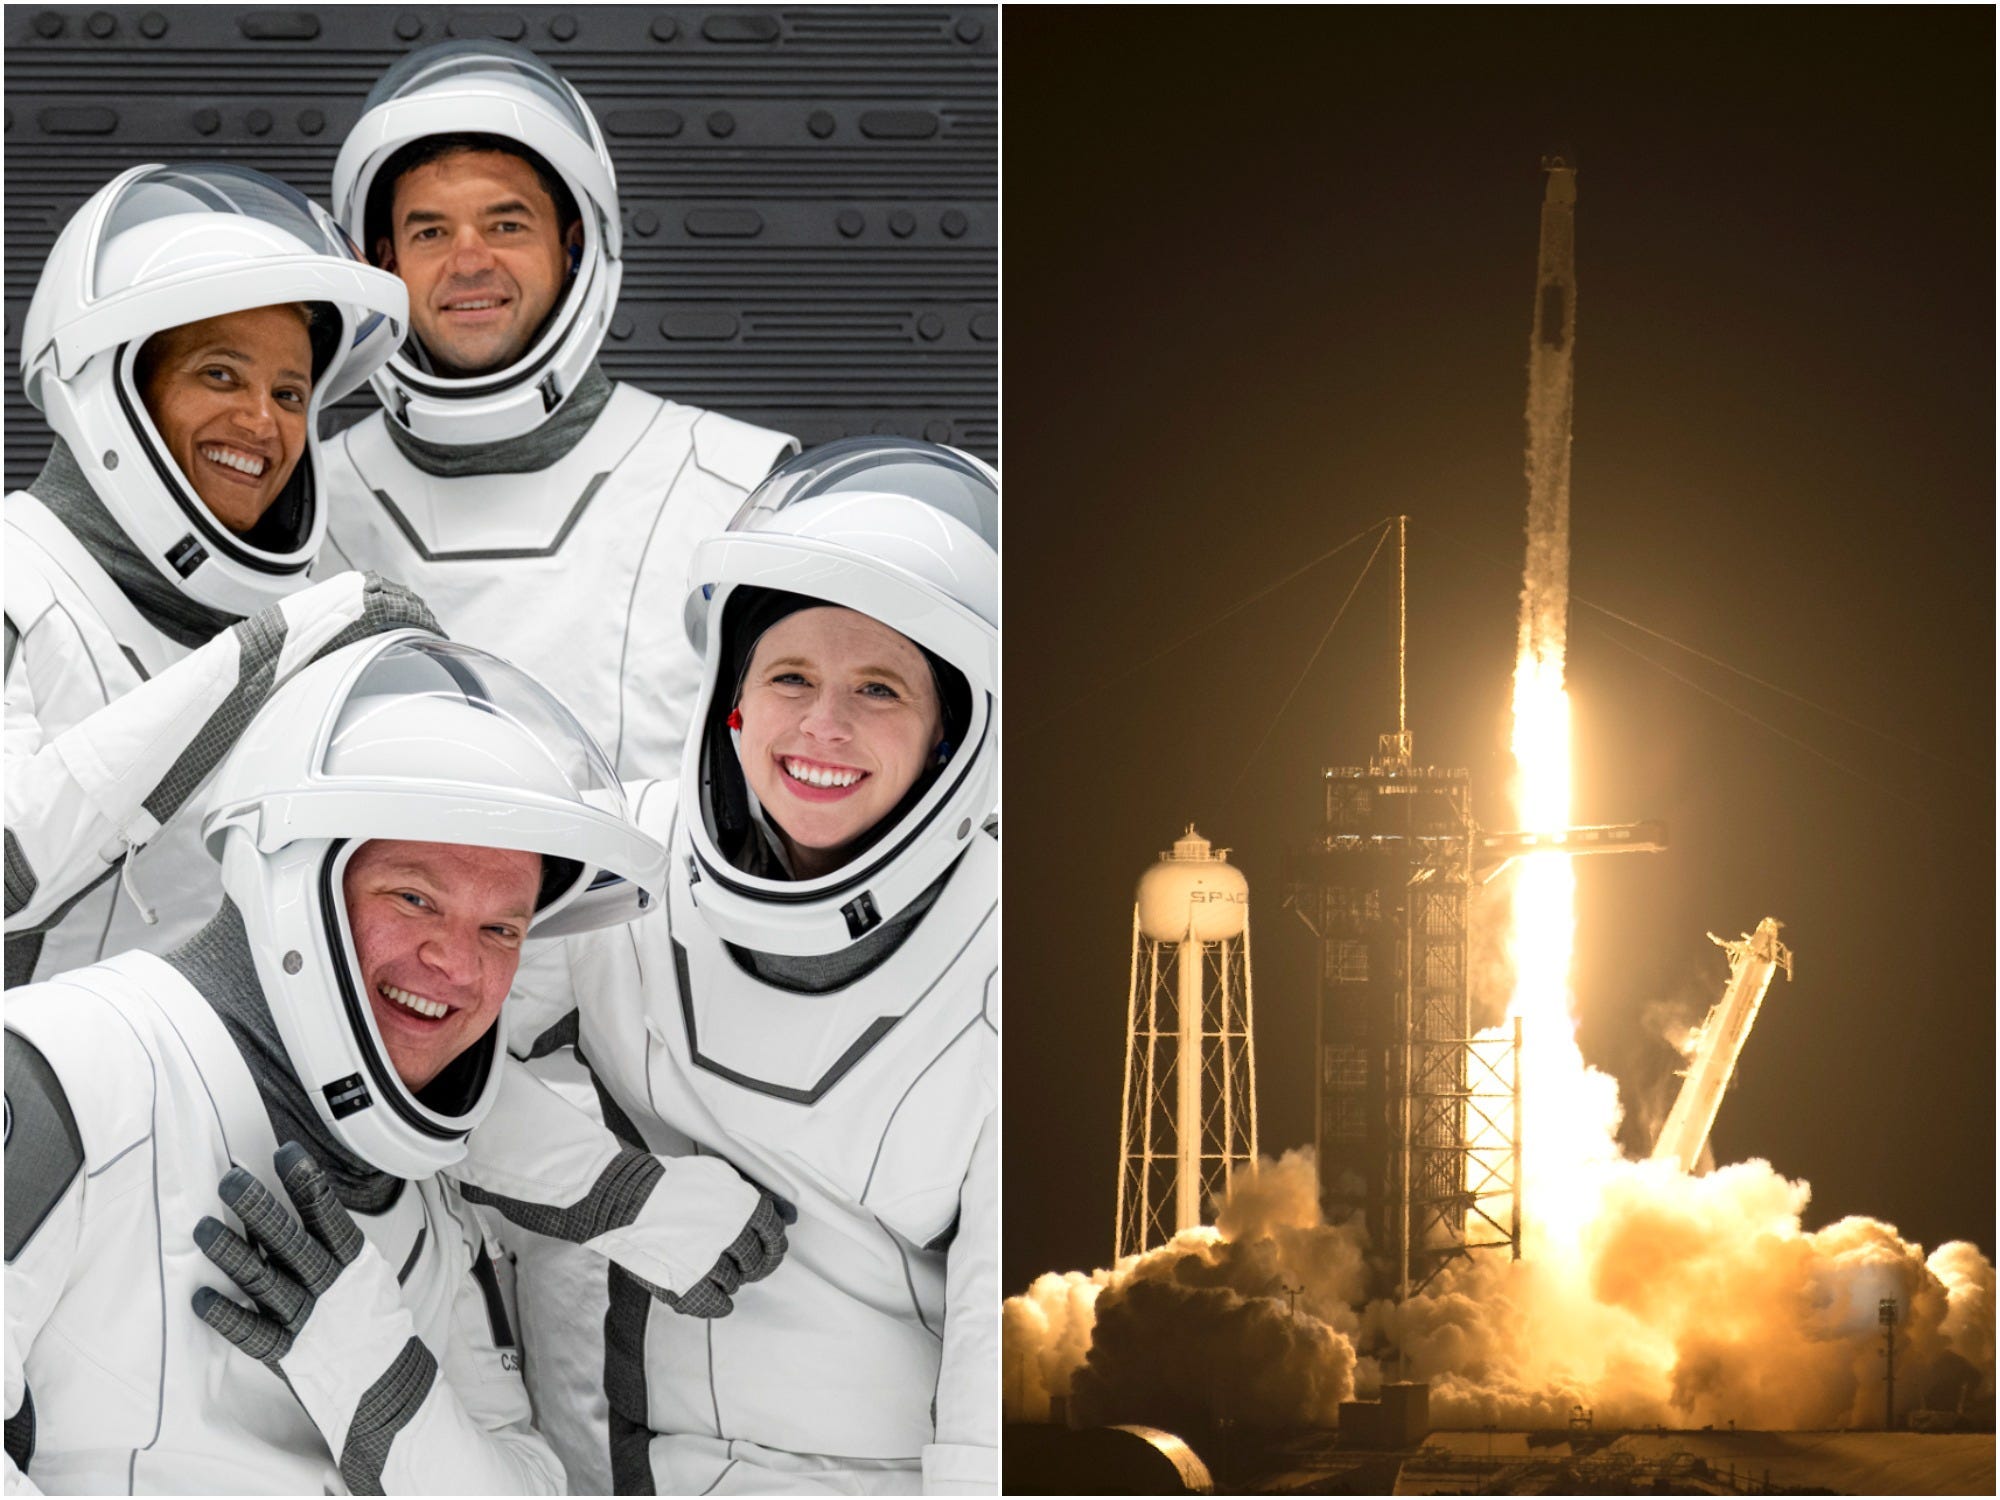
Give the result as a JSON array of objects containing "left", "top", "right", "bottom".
[
  {"left": 9, "top": 956, "right": 464, "bottom": 1494},
  {"left": 318, "top": 391, "right": 769, "bottom": 778},
  {"left": 326, "top": 388, "right": 667, "bottom": 561},
  {"left": 5, "top": 500, "right": 212, "bottom": 982},
  {"left": 652, "top": 835, "right": 997, "bottom": 1241}
]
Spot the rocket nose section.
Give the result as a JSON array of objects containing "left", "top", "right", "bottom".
[{"left": 1539, "top": 150, "right": 1579, "bottom": 205}]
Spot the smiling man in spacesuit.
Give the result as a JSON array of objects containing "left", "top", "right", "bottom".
[
  {"left": 318, "top": 40, "right": 798, "bottom": 784},
  {"left": 3, "top": 632, "right": 797, "bottom": 1494},
  {"left": 508, "top": 439, "right": 999, "bottom": 1495}
]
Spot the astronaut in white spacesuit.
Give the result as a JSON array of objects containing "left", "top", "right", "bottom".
[
  {"left": 4, "top": 633, "right": 641, "bottom": 1493},
  {"left": 4, "top": 162, "right": 422, "bottom": 988},
  {"left": 510, "top": 439, "right": 999, "bottom": 1495},
  {"left": 4, "top": 631, "right": 798, "bottom": 1495},
  {"left": 317, "top": 39, "right": 798, "bottom": 782},
  {"left": 3, "top": 162, "right": 436, "bottom": 1000}
]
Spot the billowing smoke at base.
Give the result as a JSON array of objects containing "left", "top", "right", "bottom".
[
  {"left": 1006, "top": 1149, "right": 1995, "bottom": 1432},
  {"left": 1007, "top": 1151, "right": 1363, "bottom": 1428}
]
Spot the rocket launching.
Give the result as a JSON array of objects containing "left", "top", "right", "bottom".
[
  {"left": 1519, "top": 156, "right": 1577, "bottom": 676},
  {"left": 1003, "top": 158, "right": 1994, "bottom": 1453}
]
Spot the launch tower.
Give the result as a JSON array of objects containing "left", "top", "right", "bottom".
[
  {"left": 1115, "top": 827, "right": 1259, "bottom": 1260},
  {"left": 1285, "top": 739, "right": 1522, "bottom": 1299}
]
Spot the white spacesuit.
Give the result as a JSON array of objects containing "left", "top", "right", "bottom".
[
  {"left": 4, "top": 633, "right": 676, "bottom": 1494},
  {"left": 316, "top": 40, "right": 797, "bottom": 780},
  {"left": 5, "top": 163, "right": 411, "bottom": 987},
  {"left": 511, "top": 440, "right": 1000, "bottom": 1495}
]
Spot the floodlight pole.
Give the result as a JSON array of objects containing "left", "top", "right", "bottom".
[{"left": 1879, "top": 1298, "right": 1898, "bottom": 1431}]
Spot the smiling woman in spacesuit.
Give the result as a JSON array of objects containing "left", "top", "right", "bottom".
[
  {"left": 3, "top": 163, "right": 428, "bottom": 990},
  {"left": 504, "top": 437, "right": 1000, "bottom": 1496},
  {"left": 132, "top": 300, "right": 319, "bottom": 538},
  {"left": 723, "top": 591, "right": 965, "bottom": 882}
]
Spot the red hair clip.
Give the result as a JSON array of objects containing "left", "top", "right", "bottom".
[{"left": 726, "top": 708, "right": 743, "bottom": 730}]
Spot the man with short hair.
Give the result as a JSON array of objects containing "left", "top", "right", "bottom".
[
  {"left": 318, "top": 40, "right": 798, "bottom": 786},
  {"left": 4, "top": 634, "right": 787, "bottom": 1495}
]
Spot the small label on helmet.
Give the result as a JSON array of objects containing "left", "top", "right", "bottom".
[
  {"left": 166, "top": 535, "right": 208, "bottom": 577},
  {"left": 841, "top": 890, "right": 882, "bottom": 939},
  {"left": 324, "top": 1074, "right": 372, "bottom": 1119}
]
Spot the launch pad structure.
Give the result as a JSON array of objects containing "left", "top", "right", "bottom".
[{"left": 1284, "top": 734, "right": 1524, "bottom": 1300}]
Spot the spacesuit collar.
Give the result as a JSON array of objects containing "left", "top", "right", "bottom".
[
  {"left": 29, "top": 438, "right": 238, "bottom": 648},
  {"left": 722, "top": 855, "right": 956, "bottom": 995},
  {"left": 382, "top": 360, "right": 613, "bottom": 477},
  {"left": 166, "top": 899, "right": 400, "bottom": 1214}
]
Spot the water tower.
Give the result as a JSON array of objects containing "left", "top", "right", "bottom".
[{"left": 1115, "top": 826, "right": 1259, "bottom": 1260}]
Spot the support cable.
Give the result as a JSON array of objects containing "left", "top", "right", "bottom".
[
  {"left": 1585, "top": 626, "right": 1937, "bottom": 819},
  {"left": 1022, "top": 516, "right": 1395, "bottom": 731},
  {"left": 1571, "top": 594, "right": 1963, "bottom": 771},
  {"left": 1228, "top": 522, "right": 1392, "bottom": 794},
  {"left": 1411, "top": 517, "right": 1968, "bottom": 785}
]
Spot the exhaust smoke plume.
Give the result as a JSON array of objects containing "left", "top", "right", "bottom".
[
  {"left": 1006, "top": 1150, "right": 1365, "bottom": 1429},
  {"left": 1005, "top": 1149, "right": 1996, "bottom": 1432}
]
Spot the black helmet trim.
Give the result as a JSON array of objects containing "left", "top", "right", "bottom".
[
  {"left": 111, "top": 339, "right": 318, "bottom": 580},
  {"left": 316, "top": 839, "right": 490, "bottom": 1143},
  {"left": 689, "top": 695, "right": 991, "bottom": 905}
]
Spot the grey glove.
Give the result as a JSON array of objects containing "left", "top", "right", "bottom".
[
  {"left": 193, "top": 1143, "right": 439, "bottom": 1495},
  {"left": 662, "top": 1190, "right": 795, "bottom": 1318},
  {"left": 146, "top": 572, "right": 439, "bottom": 826},
  {"left": 192, "top": 1141, "right": 365, "bottom": 1363}
]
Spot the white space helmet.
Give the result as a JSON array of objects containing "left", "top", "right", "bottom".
[
  {"left": 682, "top": 438, "right": 998, "bottom": 957},
  {"left": 20, "top": 163, "right": 408, "bottom": 616},
  {"left": 201, "top": 632, "right": 666, "bottom": 1178},
  {"left": 332, "top": 40, "right": 622, "bottom": 446}
]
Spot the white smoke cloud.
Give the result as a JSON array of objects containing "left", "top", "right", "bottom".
[
  {"left": 1005, "top": 1149, "right": 1995, "bottom": 1433},
  {"left": 1005, "top": 1149, "right": 1363, "bottom": 1429}
]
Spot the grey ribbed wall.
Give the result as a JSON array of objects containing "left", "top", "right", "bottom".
[{"left": 3, "top": 4, "right": 997, "bottom": 492}]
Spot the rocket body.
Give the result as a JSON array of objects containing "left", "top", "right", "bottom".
[{"left": 1521, "top": 160, "right": 1578, "bottom": 669}]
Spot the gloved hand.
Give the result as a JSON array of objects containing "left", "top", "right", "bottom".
[
  {"left": 193, "top": 1143, "right": 440, "bottom": 1492},
  {"left": 145, "top": 571, "right": 440, "bottom": 828},
  {"left": 247, "top": 569, "right": 441, "bottom": 677},
  {"left": 452, "top": 1057, "right": 794, "bottom": 1318},
  {"left": 660, "top": 1188, "right": 795, "bottom": 1317}
]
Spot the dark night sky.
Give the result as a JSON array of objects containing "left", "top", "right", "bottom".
[{"left": 1001, "top": 8, "right": 1995, "bottom": 1291}]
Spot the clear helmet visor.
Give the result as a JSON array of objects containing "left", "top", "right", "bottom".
[
  {"left": 93, "top": 164, "right": 393, "bottom": 373},
  {"left": 725, "top": 437, "right": 999, "bottom": 552},
  {"left": 321, "top": 636, "right": 623, "bottom": 822},
  {"left": 362, "top": 39, "right": 594, "bottom": 145},
  {"left": 95, "top": 163, "right": 363, "bottom": 289}
]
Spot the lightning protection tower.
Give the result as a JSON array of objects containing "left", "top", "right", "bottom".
[{"left": 1115, "top": 826, "right": 1259, "bottom": 1260}]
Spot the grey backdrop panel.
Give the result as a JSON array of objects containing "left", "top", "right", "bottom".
[{"left": 3, "top": 4, "right": 997, "bottom": 493}]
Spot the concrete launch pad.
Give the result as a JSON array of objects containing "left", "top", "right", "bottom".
[{"left": 1240, "top": 1429, "right": 1995, "bottom": 1496}]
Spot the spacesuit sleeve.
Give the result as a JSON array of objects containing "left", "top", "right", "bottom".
[
  {"left": 1, "top": 607, "right": 245, "bottom": 935},
  {"left": 2, "top": 602, "right": 232, "bottom": 935},
  {"left": 5, "top": 572, "right": 436, "bottom": 940},
  {"left": 455, "top": 1057, "right": 766, "bottom": 1302},
  {"left": 5, "top": 1029, "right": 89, "bottom": 1496},
  {"left": 366, "top": 1201, "right": 567, "bottom": 1496},
  {"left": 923, "top": 1107, "right": 999, "bottom": 1495}
]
